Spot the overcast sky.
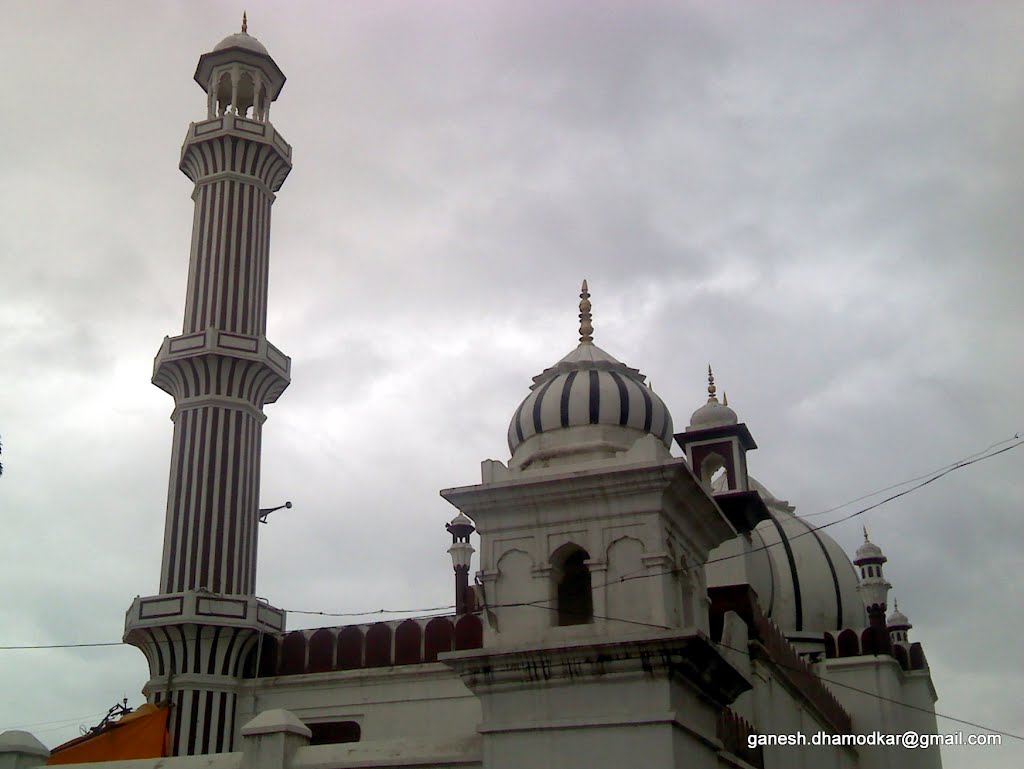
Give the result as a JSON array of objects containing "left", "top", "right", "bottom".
[{"left": 1, "top": 2, "right": 1022, "bottom": 766}]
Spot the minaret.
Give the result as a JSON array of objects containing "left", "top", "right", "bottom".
[
  {"left": 124, "top": 18, "right": 292, "bottom": 757},
  {"left": 446, "top": 513, "right": 476, "bottom": 615},
  {"left": 887, "top": 600, "right": 912, "bottom": 645},
  {"left": 854, "top": 527, "right": 892, "bottom": 653}
]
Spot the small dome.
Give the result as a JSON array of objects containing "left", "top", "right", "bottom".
[
  {"left": 689, "top": 399, "right": 738, "bottom": 429},
  {"left": 687, "top": 366, "right": 737, "bottom": 430},
  {"left": 214, "top": 32, "right": 270, "bottom": 56},
  {"left": 887, "top": 602, "right": 911, "bottom": 629},
  {"left": 855, "top": 529, "right": 885, "bottom": 562},
  {"left": 507, "top": 282, "right": 673, "bottom": 468}
]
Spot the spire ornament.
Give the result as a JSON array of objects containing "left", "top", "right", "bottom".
[
  {"left": 242, "top": 11, "right": 248, "bottom": 34},
  {"left": 706, "top": 365, "right": 719, "bottom": 402},
  {"left": 578, "top": 279, "right": 593, "bottom": 344}
]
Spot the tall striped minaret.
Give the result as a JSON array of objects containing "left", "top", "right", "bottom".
[{"left": 125, "top": 18, "right": 291, "bottom": 757}]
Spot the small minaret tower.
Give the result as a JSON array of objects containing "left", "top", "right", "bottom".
[
  {"left": 887, "top": 600, "right": 912, "bottom": 645},
  {"left": 446, "top": 513, "right": 476, "bottom": 615},
  {"left": 124, "top": 17, "right": 292, "bottom": 757},
  {"left": 675, "top": 367, "right": 757, "bottom": 492},
  {"left": 854, "top": 527, "right": 892, "bottom": 652}
]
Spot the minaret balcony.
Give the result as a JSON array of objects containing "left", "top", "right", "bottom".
[
  {"left": 124, "top": 591, "right": 285, "bottom": 644},
  {"left": 180, "top": 113, "right": 292, "bottom": 192},
  {"left": 152, "top": 328, "right": 290, "bottom": 406}
]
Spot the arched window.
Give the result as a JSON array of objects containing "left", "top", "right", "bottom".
[
  {"left": 215, "top": 72, "right": 232, "bottom": 116},
  {"left": 699, "top": 453, "right": 726, "bottom": 487},
  {"left": 553, "top": 546, "right": 593, "bottom": 626}
]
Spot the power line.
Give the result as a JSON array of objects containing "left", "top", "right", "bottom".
[
  {"left": 0, "top": 642, "right": 123, "bottom": 650},
  {"left": 1, "top": 711, "right": 109, "bottom": 731},
  {"left": 3, "top": 435, "right": 1020, "bottom": 648},
  {"left": 798, "top": 435, "right": 1021, "bottom": 519}
]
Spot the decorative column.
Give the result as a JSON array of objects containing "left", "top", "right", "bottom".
[
  {"left": 446, "top": 513, "right": 476, "bottom": 615},
  {"left": 125, "top": 18, "right": 291, "bottom": 757}
]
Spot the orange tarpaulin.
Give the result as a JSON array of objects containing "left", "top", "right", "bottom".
[{"left": 48, "top": 703, "right": 169, "bottom": 764}]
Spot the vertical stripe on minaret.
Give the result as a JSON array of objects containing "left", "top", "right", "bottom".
[{"left": 157, "top": 133, "right": 289, "bottom": 596}]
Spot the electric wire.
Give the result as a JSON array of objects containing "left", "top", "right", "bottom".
[
  {"left": 3, "top": 436, "right": 1021, "bottom": 746},
  {"left": 3, "top": 435, "right": 1021, "bottom": 645}
]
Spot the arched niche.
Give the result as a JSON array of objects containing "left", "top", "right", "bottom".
[
  {"left": 550, "top": 543, "right": 593, "bottom": 626},
  {"left": 337, "top": 626, "right": 363, "bottom": 670},
  {"left": 365, "top": 623, "right": 392, "bottom": 667},
  {"left": 308, "top": 628, "right": 336, "bottom": 673},
  {"left": 394, "top": 619, "right": 422, "bottom": 665},
  {"left": 424, "top": 617, "right": 454, "bottom": 662}
]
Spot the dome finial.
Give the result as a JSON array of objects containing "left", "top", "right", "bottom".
[
  {"left": 722, "top": 391, "right": 729, "bottom": 407},
  {"left": 706, "top": 365, "right": 718, "bottom": 402},
  {"left": 578, "top": 279, "right": 593, "bottom": 344},
  {"left": 863, "top": 525, "right": 870, "bottom": 542},
  {"left": 242, "top": 11, "right": 248, "bottom": 34}
]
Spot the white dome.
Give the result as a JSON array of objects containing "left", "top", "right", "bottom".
[
  {"left": 507, "top": 341, "right": 673, "bottom": 461},
  {"left": 688, "top": 399, "right": 738, "bottom": 429},
  {"left": 214, "top": 32, "right": 270, "bottom": 57},
  {"left": 855, "top": 534, "right": 884, "bottom": 562},
  {"left": 887, "top": 603, "right": 911, "bottom": 628},
  {"left": 685, "top": 367, "right": 737, "bottom": 430},
  {"left": 709, "top": 475, "right": 865, "bottom": 635}
]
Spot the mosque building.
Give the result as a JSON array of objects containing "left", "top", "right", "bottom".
[{"left": 0, "top": 21, "right": 942, "bottom": 769}]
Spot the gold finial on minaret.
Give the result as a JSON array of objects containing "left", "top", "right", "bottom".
[
  {"left": 242, "top": 11, "right": 248, "bottom": 34},
  {"left": 579, "top": 279, "right": 593, "bottom": 344},
  {"left": 707, "top": 365, "right": 718, "bottom": 402}
]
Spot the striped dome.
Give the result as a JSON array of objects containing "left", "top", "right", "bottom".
[
  {"left": 507, "top": 342, "right": 674, "bottom": 456},
  {"left": 708, "top": 475, "right": 864, "bottom": 637}
]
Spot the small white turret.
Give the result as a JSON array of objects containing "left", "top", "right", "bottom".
[
  {"left": 887, "top": 600, "right": 912, "bottom": 644},
  {"left": 854, "top": 527, "right": 891, "bottom": 628}
]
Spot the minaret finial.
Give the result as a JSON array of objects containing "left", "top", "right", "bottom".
[
  {"left": 242, "top": 11, "right": 248, "bottom": 34},
  {"left": 723, "top": 391, "right": 729, "bottom": 407},
  {"left": 578, "top": 279, "right": 593, "bottom": 344},
  {"left": 706, "top": 365, "right": 718, "bottom": 402},
  {"left": 863, "top": 525, "right": 869, "bottom": 542}
]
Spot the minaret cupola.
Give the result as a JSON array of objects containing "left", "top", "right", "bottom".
[
  {"left": 195, "top": 13, "right": 286, "bottom": 121},
  {"left": 675, "top": 367, "right": 756, "bottom": 491}
]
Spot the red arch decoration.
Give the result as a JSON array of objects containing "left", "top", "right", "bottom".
[
  {"left": 454, "top": 614, "right": 483, "bottom": 650},
  {"left": 365, "top": 623, "right": 392, "bottom": 667},
  {"left": 280, "top": 631, "right": 308, "bottom": 675},
  {"left": 394, "top": 620, "right": 422, "bottom": 665},
  {"left": 308, "top": 628, "right": 336, "bottom": 673},
  {"left": 337, "top": 626, "right": 363, "bottom": 670},
  {"left": 424, "top": 617, "right": 454, "bottom": 662},
  {"left": 837, "top": 628, "right": 859, "bottom": 658}
]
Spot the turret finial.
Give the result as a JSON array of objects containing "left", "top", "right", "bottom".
[
  {"left": 863, "top": 525, "right": 870, "bottom": 542},
  {"left": 242, "top": 11, "right": 248, "bottom": 34},
  {"left": 578, "top": 280, "right": 593, "bottom": 344},
  {"left": 707, "top": 365, "right": 718, "bottom": 402},
  {"left": 723, "top": 391, "right": 729, "bottom": 407}
]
